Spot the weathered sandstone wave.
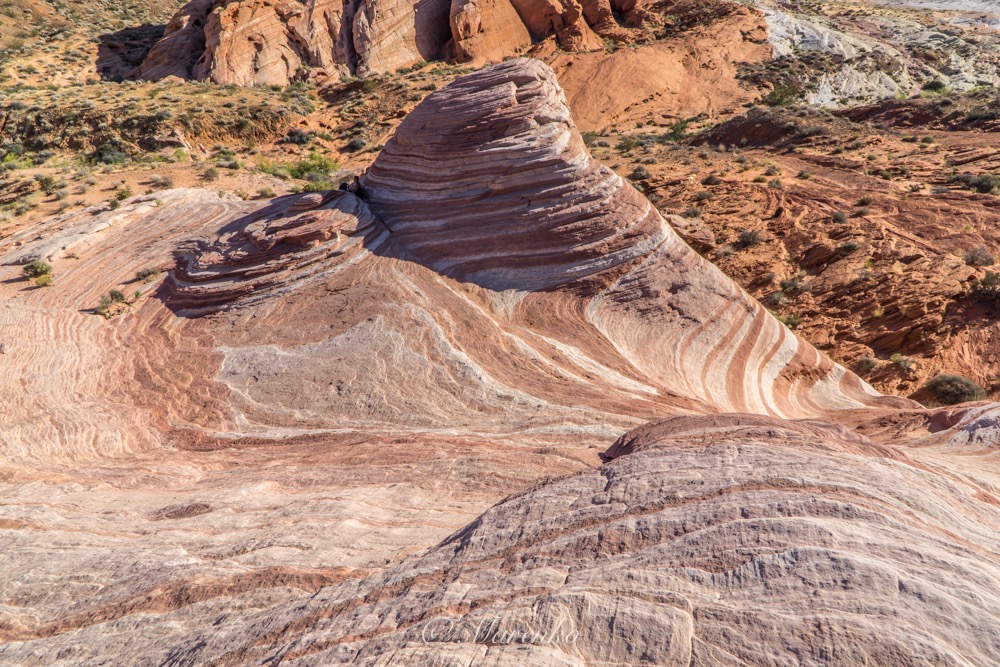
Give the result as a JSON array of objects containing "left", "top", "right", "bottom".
[{"left": 0, "top": 59, "right": 998, "bottom": 666}]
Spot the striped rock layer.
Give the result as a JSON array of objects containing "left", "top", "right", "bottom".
[
  {"left": 0, "top": 59, "right": 998, "bottom": 666},
  {"left": 361, "top": 58, "right": 900, "bottom": 418}
]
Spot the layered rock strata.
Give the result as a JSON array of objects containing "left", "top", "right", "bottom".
[{"left": 0, "top": 59, "right": 997, "bottom": 667}]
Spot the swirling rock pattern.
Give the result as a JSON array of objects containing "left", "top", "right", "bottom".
[
  {"left": 175, "top": 414, "right": 998, "bottom": 666},
  {"left": 361, "top": 58, "right": 897, "bottom": 417},
  {"left": 0, "top": 60, "right": 998, "bottom": 666}
]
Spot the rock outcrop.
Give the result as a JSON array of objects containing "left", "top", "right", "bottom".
[
  {"left": 137, "top": 0, "right": 675, "bottom": 83},
  {"left": 209, "top": 414, "right": 1000, "bottom": 665},
  {"left": 138, "top": 0, "right": 352, "bottom": 84},
  {"left": 360, "top": 58, "right": 893, "bottom": 417},
  {"left": 1, "top": 59, "right": 999, "bottom": 666}
]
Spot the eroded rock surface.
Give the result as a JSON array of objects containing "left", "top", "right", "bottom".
[{"left": 1, "top": 59, "right": 999, "bottom": 666}]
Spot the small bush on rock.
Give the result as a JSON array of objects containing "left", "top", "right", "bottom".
[{"left": 924, "top": 374, "right": 986, "bottom": 405}]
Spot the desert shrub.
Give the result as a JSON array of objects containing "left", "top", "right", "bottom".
[
  {"left": 285, "top": 128, "right": 311, "bottom": 145},
  {"left": 115, "top": 187, "right": 132, "bottom": 201},
  {"left": 832, "top": 211, "right": 847, "bottom": 223},
  {"left": 616, "top": 136, "right": 641, "bottom": 151},
  {"left": 776, "top": 313, "right": 802, "bottom": 329},
  {"left": 91, "top": 143, "right": 129, "bottom": 165},
  {"left": 108, "top": 198, "right": 120, "bottom": 210},
  {"left": 22, "top": 260, "right": 51, "bottom": 278},
  {"left": 345, "top": 137, "right": 367, "bottom": 152},
  {"left": 203, "top": 167, "right": 219, "bottom": 181},
  {"left": 34, "top": 174, "right": 57, "bottom": 194},
  {"left": 952, "top": 173, "right": 1000, "bottom": 194},
  {"left": 768, "top": 178, "right": 783, "bottom": 190},
  {"left": 796, "top": 171, "right": 811, "bottom": 180},
  {"left": 109, "top": 289, "right": 126, "bottom": 302},
  {"left": 922, "top": 79, "right": 948, "bottom": 92},
  {"left": 288, "top": 152, "right": 338, "bottom": 180},
  {"left": 965, "top": 107, "right": 999, "bottom": 122},
  {"left": 715, "top": 244, "right": 735, "bottom": 258},
  {"left": 682, "top": 207, "right": 701, "bottom": 218},
  {"left": 34, "top": 274, "right": 52, "bottom": 287},
  {"left": 666, "top": 118, "right": 690, "bottom": 142},
  {"left": 890, "top": 353, "right": 914, "bottom": 373},
  {"left": 136, "top": 267, "right": 161, "bottom": 282},
  {"left": 701, "top": 174, "right": 722, "bottom": 186},
  {"left": 856, "top": 357, "right": 877, "bottom": 373},
  {"left": 839, "top": 241, "right": 861, "bottom": 253},
  {"left": 738, "top": 229, "right": 762, "bottom": 247},
  {"left": 972, "top": 271, "right": 1000, "bottom": 307},
  {"left": 780, "top": 273, "right": 805, "bottom": 293},
  {"left": 761, "top": 84, "right": 797, "bottom": 107},
  {"left": 629, "top": 166, "right": 651, "bottom": 181},
  {"left": 693, "top": 191, "right": 713, "bottom": 202},
  {"left": 856, "top": 196, "right": 873, "bottom": 206},
  {"left": 923, "top": 374, "right": 986, "bottom": 405},
  {"left": 964, "top": 245, "right": 995, "bottom": 267}
]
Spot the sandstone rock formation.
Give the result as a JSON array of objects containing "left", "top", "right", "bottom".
[
  {"left": 138, "top": 0, "right": 353, "bottom": 84},
  {"left": 1, "top": 59, "right": 999, "bottom": 665},
  {"left": 136, "top": 0, "right": 721, "bottom": 83}
]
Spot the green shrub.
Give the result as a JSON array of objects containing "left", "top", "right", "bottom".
[
  {"left": 629, "top": 166, "right": 651, "bottom": 181},
  {"left": 890, "top": 353, "right": 914, "bottom": 373},
  {"left": 832, "top": 211, "right": 847, "bottom": 223},
  {"left": 923, "top": 374, "right": 986, "bottom": 405},
  {"left": 616, "top": 136, "right": 641, "bottom": 151},
  {"left": 91, "top": 143, "right": 129, "bottom": 165},
  {"left": 136, "top": 267, "right": 161, "bottom": 282},
  {"left": 776, "top": 313, "right": 803, "bottom": 329},
  {"left": 856, "top": 357, "right": 877, "bottom": 373},
  {"left": 952, "top": 173, "right": 1000, "bottom": 194},
  {"left": 972, "top": 271, "right": 1000, "bottom": 308},
  {"left": 34, "top": 274, "right": 52, "bottom": 287},
  {"left": 203, "top": 167, "right": 219, "bottom": 181},
  {"left": 288, "top": 152, "right": 339, "bottom": 180},
  {"left": 345, "top": 137, "right": 366, "bottom": 152},
  {"left": 964, "top": 245, "right": 995, "bottom": 267},
  {"left": 22, "top": 260, "right": 52, "bottom": 278}
]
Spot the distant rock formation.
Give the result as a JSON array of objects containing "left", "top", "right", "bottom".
[{"left": 136, "top": 0, "right": 664, "bottom": 84}]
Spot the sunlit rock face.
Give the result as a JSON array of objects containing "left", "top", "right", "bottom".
[{"left": 1, "top": 59, "right": 998, "bottom": 666}]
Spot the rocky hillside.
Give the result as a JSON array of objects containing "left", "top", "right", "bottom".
[
  {"left": 131, "top": 0, "right": 1000, "bottom": 99},
  {"left": 0, "top": 60, "right": 998, "bottom": 666}
]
